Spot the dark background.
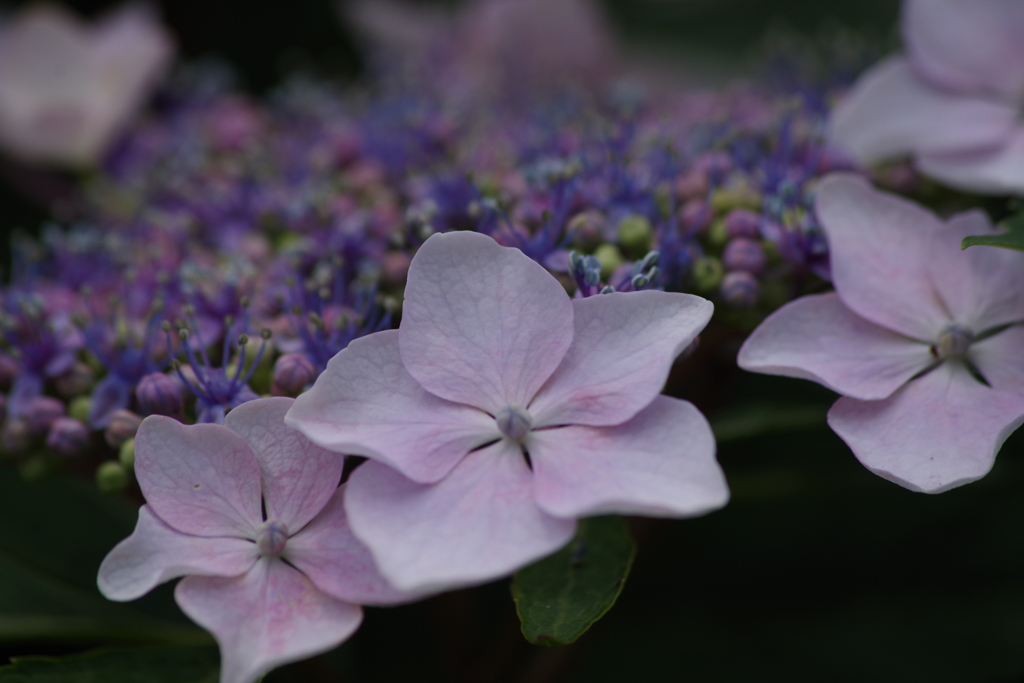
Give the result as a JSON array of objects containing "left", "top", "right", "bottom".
[{"left": 9, "top": 2, "right": 1021, "bottom": 683}]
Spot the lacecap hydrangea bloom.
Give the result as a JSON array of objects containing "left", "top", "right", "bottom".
[
  {"left": 829, "top": 0, "right": 1024, "bottom": 194},
  {"left": 286, "top": 231, "right": 729, "bottom": 592},
  {"left": 98, "top": 398, "right": 418, "bottom": 683},
  {"left": 739, "top": 174, "right": 1024, "bottom": 493}
]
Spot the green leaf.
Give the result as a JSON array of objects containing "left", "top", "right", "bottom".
[
  {"left": 0, "top": 466, "right": 207, "bottom": 644},
  {"left": 962, "top": 210, "right": 1024, "bottom": 251},
  {"left": 0, "top": 646, "right": 219, "bottom": 683},
  {"left": 710, "top": 402, "right": 828, "bottom": 443},
  {"left": 511, "top": 516, "right": 636, "bottom": 647}
]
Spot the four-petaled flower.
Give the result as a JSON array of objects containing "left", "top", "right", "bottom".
[
  {"left": 739, "top": 174, "right": 1024, "bottom": 493},
  {"left": 829, "top": 0, "right": 1024, "bottom": 195},
  {"left": 286, "top": 231, "right": 729, "bottom": 592},
  {"left": 98, "top": 397, "right": 417, "bottom": 683}
]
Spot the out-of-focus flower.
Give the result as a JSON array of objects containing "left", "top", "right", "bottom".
[
  {"left": 98, "top": 398, "right": 418, "bottom": 683},
  {"left": 739, "top": 175, "right": 1024, "bottom": 493},
  {"left": 828, "top": 0, "right": 1024, "bottom": 194},
  {"left": 0, "top": 3, "right": 174, "bottom": 167},
  {"left": 287, "top": 232, "right": 727, "bottom": 592}
]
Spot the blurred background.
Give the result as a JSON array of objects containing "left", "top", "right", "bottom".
[{"left": 6, "top": 2, "right": 1024, "bottom": 683}]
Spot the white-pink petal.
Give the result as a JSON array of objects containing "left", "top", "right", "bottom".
[
  {"left": 826, "top": 57, "right": 1014, "bottom": 166},
  {"left": 969, "top": 325, "right": 1024, "bottom": 395},
  {"left": 175, "top": 558, "right": 362, "bottom": 683},
  {"left": 286, "top": 330, "right": 498, "bottom": 484},
  {"left": 903, "top": 0, "right": 1024, "bottom": 102},
  {"left": 529, "top": 291, "right": 712, "bottom": 428},
  {"left": 97, "top": 506, "right": 257, "bottom": 602},
  {"left": 135, "top": 416, "right": 263, "bottom": 539},
  {"left": 917, "top": 128, "right": 1024, "bottom": 196},
  {"left": 530, "top": 396, "right": 728, "bottom": 519},
  {"left": 828, "top": 362, "right": 1024, "bottom": 493},
  {"left": 225, "top": 397, "right": 343, "bottom": 532},
  {"left": 399, "top": 231, "right": 574, "bottom": 414},
  {"left": 816, "top": 174, "right": 951, "bottom": 340},
  {"left": 926, "top": 211, "right": 1024, "bottom": 330},
  {"left": 286, "top": 485, "right": 427, "bottom": 606},
  {"left": 737, "top": 293, "right": 932, "bottom": 401},
  {"left": 345, "top": 441, "right": 577, "bottom": 592}
]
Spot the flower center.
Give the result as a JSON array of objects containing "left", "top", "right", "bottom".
[
  {"left": 255, "top": 520, "right": 289, "bottom": 556},
  {"left": 495, "top": 405, "right": 532, "bottom": 441},
  {"left": 935, "top": 324, "right": 974, "bottom": 359}
]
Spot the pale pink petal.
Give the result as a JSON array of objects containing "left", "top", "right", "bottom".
[
  {"left": 175, "top": 559, "right": 362, "bottom": 683},
  {"left": 969, "top": 325, "right": 1024, "bottom": 394},
  {"left": 927, "top": 211, "right": 1024, "bottom": 330},
  {"left": 918, "top": 127, "right": 1024, "bottom": 195},
  {"left": 530, "top": 396, "right": 728, "bottom": 518},
  {"left": 529, "top": 291, "right": 712, "bottom": 427},
  {"left": 345, "top": 441, "right": 577, "bottom": 592},
  {"left": 225, "top": 397, "right": 343, "bottom": 532},
  {"left": 286, "top": 330, "right": 498, "bottom": 484},
  {"left": 135, "top": 416, "right": 262, "bottom": 538},
  {"left": 737, "top": 293, "right": 933, "bottom": 401},
  {"left": 286, "top": 485, "right": 428, "bottom": 606},
  {"left": 98, "top": 506, "right": 257, "bottom": 602},
  {"left": 815, "top": 174, "right": 950, "bottom": 340},
  {"left": 904, "top": 0, "right": 1024, "bottom": 101},
  {"left": 828, "top": 362, "right": 1024, "bottom": 493},
  {"left": 399, "top": 231, "right": 574, "bottom": 414},
  {"left": 827, "top": 57, "right": 1014, "bottom": 166}
]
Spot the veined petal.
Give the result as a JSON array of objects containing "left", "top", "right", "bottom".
[
  {"left": 927, "top": 211, "right": 1024, "bottom": 330},
  {"left": 286, "top": 485, "right": 428, "bottom": 606},
  {"left": 399, "top": 231, "right": 574, "bottom": 414},
  {"left": 286, "top": 330, "right": 498, "bottom": 485},
  {"left": 969, "top": 324, "right": 1024, "bottom": 394},
  {"left": 345, "top": 441, "right": 577, "bottom": 593},
  {"left": 828, "top": 362, "right": 1024, "bottom": 493},
  {"left": 530, "top": 396, "right": 728, "bottom": 519},
  {"left": 737, "top": 293, "right": 932, "bottom": 401},
  {"left": 918, "top": 127, "right": 1024, "bottom": 196},
  {"left": 98, "top": 506, "right": 258, "bottom": 602},
  {"left": 135, "top": 416, "right": 263, "bottom": 538},
  {"left": 530, "top": 291, "right": 712, "bottom": 428},
  {"left": 815, "top": 174, "right": 951, "bottom": 340},
  {"left": 827, "top": 56, "right": 1014, "bottom": 166},
  {"left": 175, "top": 559, "right": 362, "bottom": 683},
  {"left": 904, "top": 0, "right": 1024, "bottom": 102},
  {"left": 225, "top": 397, "right": 343, "bottom": 533}
]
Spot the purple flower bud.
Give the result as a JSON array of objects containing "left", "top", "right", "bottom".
[
  {"left": 723, "top": 208, "right": 761, "bottom": 239},
  {"left": 24, "top": 396, "right": 66, "bottom": 436},
  {"left": 105, "top": 409, "right": 142, "bottom": 448},
  {"left": 679, "top": 199, "right": 711, "bottom": 234},
  {"left": 272, "top": 354, "right": 317, "bottom": 397},
  {"left": 54, "top": 362, "right": 95, "bottom": 399},
  {"left": 720, "top": 271, "right": 760, "bottom": 308},
  {"left": 46, "top": 417, "right": 91, "bottom": 457},
  {"left": 2, "top": 418, "right": 31, "bottom": 454},
  {"left": 0, "top": 355, "right": 19, "bottom": 392},
  {"left": 722, "top": 238, "right": 766, "bottom": 275},
  {"left": 136, "top": 372, "right": 184, "bottom": 417}
]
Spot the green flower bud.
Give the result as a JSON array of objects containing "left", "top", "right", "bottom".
[
  {"left": 96, "top": 461, "right": 128, "bottom": 493},
  {"left": 68, "top": 396, "right": 92, "bottom": 424},
  {"left": 119, "top": 437, "right": 136, "bottom": 470},
  {"left": 593, "top": 244, "right": 623, "bottom": 280},
  {"left": 616, "top": 215, "right": 652, "bottom": 255},
  {"left": 692, "top": 256, "right": 724, "bottom": 292}
]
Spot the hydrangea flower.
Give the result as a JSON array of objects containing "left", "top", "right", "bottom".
[
  {"left": 829, "top": 0, "right": 1024, "bottom": 194},
  {"left": 738, "top": 174, "right": 1024, "bottom": 493},
  {"left": 98, "top": 398, "right": 415, "bottom": 683},
  {"left": 0, "top": 3, "right": 173, "bottom": 166},
  {"left": 286, "top": 231, "right": 728, "bottom": 591}
]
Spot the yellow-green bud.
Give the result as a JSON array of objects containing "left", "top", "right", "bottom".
[
  {"left": 68, "top": 396, "right": 92, "bottom": 424},
  {"left": 593, "top": 244, "right": 624, "bottom": 280},
  {"left": 692, "top": 256, "right": 724, "bottom": 292},
  {"left": 119, "top": 437, "right": 136, "bottom": 470},
  {"left": 710, "top": 187, "right": 761, "bottom": 213},
  {"left": 96, "top": 461, "right": 128, "bottom": 493},
  {"left": 707, "top": 219, "right": 729, "bottom": 247},
  {"left": 616, "top": 215, "right": 652, "bottom": 255}
]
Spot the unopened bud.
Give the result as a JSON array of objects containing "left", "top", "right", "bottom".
[
  {"left": 722, "top": 238, "right": 766, "bottom": 275},
  {"left": 724, "top": 208, "right": 761, "bottom": 239},
  {"left": 272, "top": 354, "right": 317, "bottom": 397},
  {"left": 46, "top": 417, "right": 90, "bottom": 457},
  {"left": 2, "top": 418, "right": 31, "bottom": 454},
  {"left": 0, "top": 355, "right": 19, "bottom": 391},
  {"left": 679, "top": 199, "right": 711, "bottom": 234},
  {"left": 119, "top": 437, "right": 135, "bottom": 469},
  {"left": 692, "top": 256, "right": 724, "bottom": 292},
  {"left": 54, "top": 362, "right": 95, "bottom": 399},
  {"left": 105, "top": 409, "right": 142, "bottom": 448},
  {"left": 68, "top": 396, "right": 91, "bottom": 423},
  {"left": 25, "top": 396, "right": 66, "bottom": 436},
  {"left": 136, "top": 373, "right": 184, "bottom": 417},
  {"left": 593, "top": 244, "right": 623, "bottom": 280},
  {"left": 96, "top": 461, "right": 128, "bottom": 493},
  {"left": 617, "top": 215, "right": 653, "bottom": 255},
  {"left": 720, "top": 271, "right": 760, "bottom": 308}
]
